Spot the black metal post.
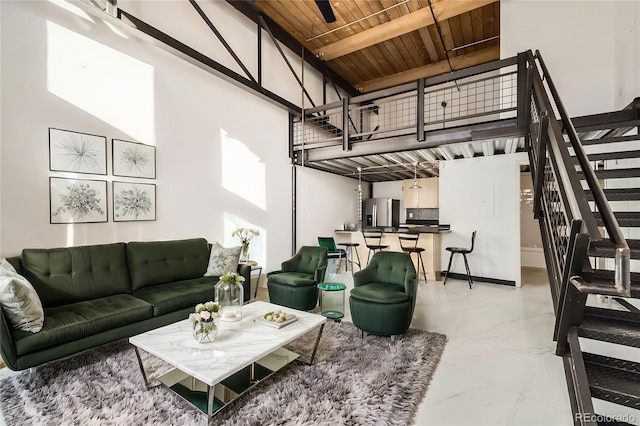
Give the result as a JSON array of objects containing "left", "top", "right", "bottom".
[
  {"left": 292, "top": 165, "right": 297, "bottom": 255},
  {"left": 533, "top": 113, "right": 549, "bottom": 219},
  {"left": 417, "top": 78, "right": 425, "bottom": 141},
  {"left": 342, "top": 97, "right": 350, "bottom": 151},
  {"left": 516, "top": 52, "right": 529, "bottom": 129}
]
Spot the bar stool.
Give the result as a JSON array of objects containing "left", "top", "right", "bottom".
[
  {"left": 337, "top": 242, "right": 361, "bottom": 274},
  {"left": 317, "top": 237, "right": 347, "bottom": 272},
  {"left": 444, "top": 231, "right": 476, "bottom": 289},
  {"left": 398, "top": 232, "right": 427, "bottom": 282},
  {"left": 362, "top": 229, "right": 388, "bottom": 265}
]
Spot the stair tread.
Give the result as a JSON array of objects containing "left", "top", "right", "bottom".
[
  {"left": 573, "top": 150, "right": 640, "bottom": 161},
  {"left": 585, "top": 271, "right": 640, "bottom": 298},
  {"left": 579, "top": 307, "right": 640, "bottom": 347},
  {"left": 584, "top": 353, "right": 640, "bottom": 409},
  {"left": 589, "top": 245, "right": 640, "bottom": 260},
  {"left": 594, "top": 212, "right": 640, "bottom": 227},
  {"left": 579, "top": 168, "right": 640, "bottom": 179}
]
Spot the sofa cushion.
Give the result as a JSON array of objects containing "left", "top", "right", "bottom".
[
  {"left": 21, "top": 243, "right": 131, "bottom": 308},
  {"left": 204, "top": 242, "right": 241, "bottom": 277},
  {"left": 133, "top": 277, "right": 216, "bottom": 316},
  {"left": 0, "top": 259, "right": 44, "bottom": 333},
  {"left": 268, "top": 272, "right": 315, "bottom": 287},
  {"left": 13, "top": 294, "right": 152, "bottom": 356},
  {"left": 350, "top": 283, "right": 410, "bottom": 304},
  {"left": 127, "top": 238, "right": 209, "bottom": 291}
]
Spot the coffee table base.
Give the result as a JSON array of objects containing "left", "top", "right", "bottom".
[
  {"left": 134, "top": 323, "right": 325, "bottom": 420},
  {"left": 171, "top": 347, "right": 298, "bottom": 419}
]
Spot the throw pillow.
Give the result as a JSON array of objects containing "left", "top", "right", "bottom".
[
  {"left": 0, "top": 259, "right": 44, "bottom": 333},
  {"left": 204, "top": 242, "right": 241, "bottom": 277}
]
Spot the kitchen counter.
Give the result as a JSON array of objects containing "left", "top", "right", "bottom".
[
  {"left": 335, "top": 224, "right": 450, "bottom": 234},
  {"left": 334, "top": 226, "right": 449, "bottom": 281}
]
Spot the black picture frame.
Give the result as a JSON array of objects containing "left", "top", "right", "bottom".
[
  {"left": 113, "top": 181, "right": 156, "bottom": 222},
  {"left": 49, "top": 128, "right": 107, "bottom": 175},
  {"left": 112, "top": 139, "right": 156, "bottom": 179},
  {"left": 50, "top": 177, "right": 108, "bottom": 224}
]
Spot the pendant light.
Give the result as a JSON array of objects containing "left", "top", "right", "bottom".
[
  {"left": 409, "top": 163, "right": 422, "bottom": 189},
  {"left": 355, "top": 167, "right": 363, "bottom": 192}
]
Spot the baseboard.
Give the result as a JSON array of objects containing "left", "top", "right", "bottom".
[{"left": 441, "top": 271, "right": 516, "bottom": 287}]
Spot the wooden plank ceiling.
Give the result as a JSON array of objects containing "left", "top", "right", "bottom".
[{"left": 255, "top": 0, "right": 500, "bottom": 93}]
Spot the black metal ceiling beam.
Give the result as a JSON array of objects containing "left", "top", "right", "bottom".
[
  {"left": 226, "top": 0, "right": 359, "bottom": 98},
  {"left": 259, "top": 16, "right": 316, "bottom": 108},
  {"left": 188, "top": 0, "right": 260, "bottom": 89},
  {"left": 118, "top": 10, "right": 300, "bottom": 114}
]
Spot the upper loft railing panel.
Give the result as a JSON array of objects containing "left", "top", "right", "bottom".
[{"left": 292, "top": 57, "right": 519, "bottom": 157}]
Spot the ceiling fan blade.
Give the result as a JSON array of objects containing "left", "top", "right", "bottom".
[{"left": 314, "top": 0, "right": 336, "bottom": 23}]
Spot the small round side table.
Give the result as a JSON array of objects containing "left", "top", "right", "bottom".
[{"left": 317, "top": 283, "right": 347, "bottom": 320}]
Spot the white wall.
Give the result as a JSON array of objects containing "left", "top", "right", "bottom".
[
  {"left": 296, "top": 166, "right": 361, "bottom": 248},
  {"left": 614, "top": 1, "right": 640, "bottom": 110},
  {"left": 0, "top": 0, "right": 355, "bottom": 274},
  {"left": 439, "top": 153, "right": 527, "bottom": 286},
  {"left": 501, "top": 1, "right": 617, "bottom": 117}
]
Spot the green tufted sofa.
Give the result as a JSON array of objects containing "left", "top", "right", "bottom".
[{"left": 0, "top": 238, "right": 251, "bottom": 371}]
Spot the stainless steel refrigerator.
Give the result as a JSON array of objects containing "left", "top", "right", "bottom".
[{"left": 363, "top": 198, "right": 400, "bottom": 228}]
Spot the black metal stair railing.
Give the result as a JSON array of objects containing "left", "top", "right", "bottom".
[{"left": 524, "top": 49, "right": 633, "bottom": 425}]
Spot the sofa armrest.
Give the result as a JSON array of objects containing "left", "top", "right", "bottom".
[
  {"left": 5, "top": 256, "right": 22, "bottom": 274},
  {"left": 236, "top": 263, "right": 252, "bottom": 303},
  {"left": 267, "top": 270, "right": 283, "bottom": 277},
  {"left": 0, "top": 307, "right": 17, "bottom": 370}
]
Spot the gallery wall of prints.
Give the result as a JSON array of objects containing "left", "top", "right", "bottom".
[{"left": 48, "top": 128, "right": 157, "bottom": 224}]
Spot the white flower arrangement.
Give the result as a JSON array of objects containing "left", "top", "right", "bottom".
[
  {"left": 189, "top": 301, "right": 221, "bottom": 335},
  {"left": 232, "top": 228, "right": 260, "bottom": 245}
]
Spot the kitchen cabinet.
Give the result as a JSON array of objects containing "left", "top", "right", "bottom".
[{"left": 402, "top": 177, "right": 439, "bottom": 208}]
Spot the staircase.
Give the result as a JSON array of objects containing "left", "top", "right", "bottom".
[{"left": 526, "top": 49, "right": 640, "bottom": 424}]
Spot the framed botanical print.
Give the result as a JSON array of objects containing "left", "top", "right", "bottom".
[
  {"left": 50, "top": 177, "right": 108, "bottom": 223},
  {"left": 49, "top": 128, "right": 107, "bottom": 175},
  {"left": 113, "top": 181, "right": 156, "bottom": 222},
  {"left": 112, "top": 139, "right": 156, "bottom": 179}
]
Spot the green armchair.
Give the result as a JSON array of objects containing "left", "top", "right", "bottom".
[
  {"left": 349, "top": 251, "right": 417, "bottom": 336},
  {"left": 267, "top": 246, "right": 328, "bottom": 311}
]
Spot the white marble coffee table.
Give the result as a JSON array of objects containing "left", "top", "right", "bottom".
[{"left": 129, "top": 301, "right": 326, "bottom": 419}]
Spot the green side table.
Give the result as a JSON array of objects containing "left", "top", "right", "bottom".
[{"left": 317, "top": 283, "right": 347, "bottom": 320}]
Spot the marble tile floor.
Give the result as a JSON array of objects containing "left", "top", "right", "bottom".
[
  {"left": 315, "top": 267, "right": 574, "bottom": 425},
  {"left": 2, "top": 267, "right": 635, "bottom": 425}
]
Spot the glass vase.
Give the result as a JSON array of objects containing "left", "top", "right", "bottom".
[
  {"left": 215, "top": 279, "right": 244, "bottom": 322},
  {"left": 192, "top": 317, "right": 219, "bottom": 343},
  {"left": 240, "top": 242, "right": 250, "bottom": 263}
]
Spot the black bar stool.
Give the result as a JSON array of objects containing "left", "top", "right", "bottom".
[
  {"left": 444, "top": 231, "right": 476, "bottom": 289},
  {"left": 337, "top": 242, "right": 361, "bottom": 274},
  {"left": 362, "top": 229, "right": 388, "bottom": 265},
  {"left": 398, "top": 232, "right": 427, "bottom": 282}
]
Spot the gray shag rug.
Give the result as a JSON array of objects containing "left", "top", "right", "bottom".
[{"left": 0, "top": 321, "right": 446, "bottom": 425}]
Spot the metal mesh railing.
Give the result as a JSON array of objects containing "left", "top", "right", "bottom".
[
  {"left": 292, "top": 67, "right": 518, "bottom": 149},
  {"left": 424, "top": 71, "right": 518, "bottom": 130}
]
